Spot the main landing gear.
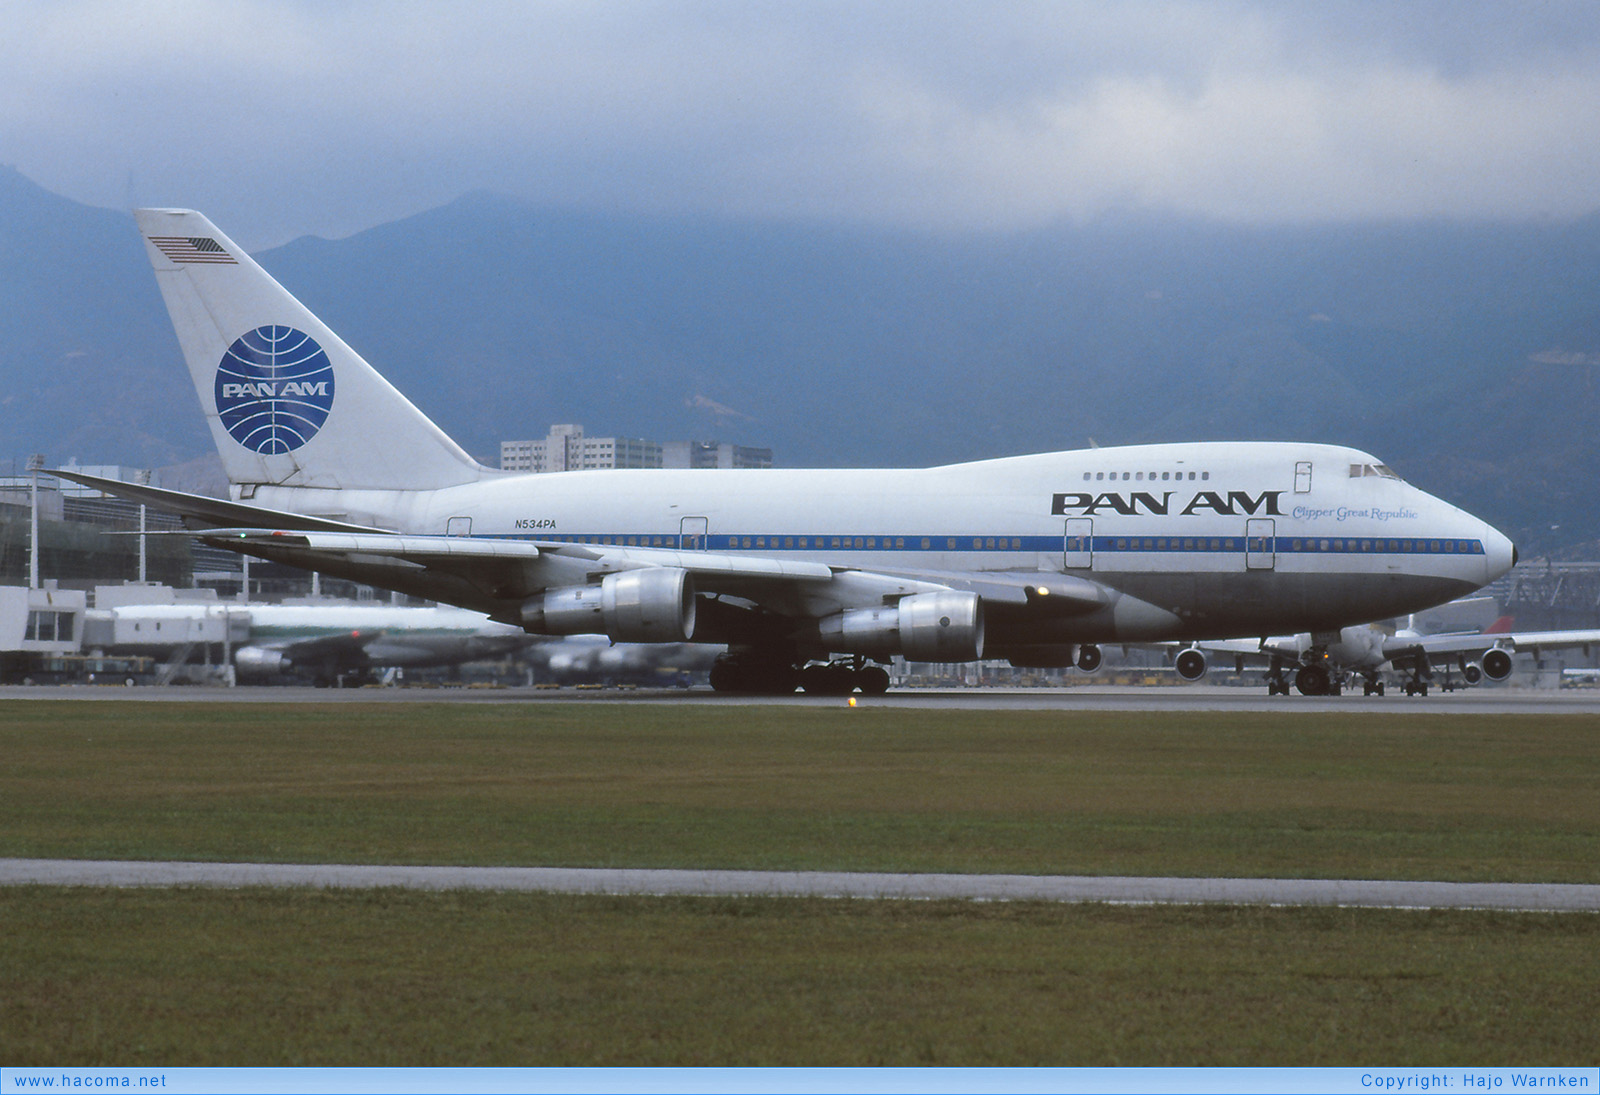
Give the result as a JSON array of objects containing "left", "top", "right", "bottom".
[
  {"left": 709, "top": 653, "right": 891, "bottom": 695},
  {"left": 1292, "top": 663, "right": 1340, "bottom": 696}
]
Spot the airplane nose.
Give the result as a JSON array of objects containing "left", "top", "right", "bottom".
[{"left": 1483, "top": 524, "right": 1517, "bottom": 582}]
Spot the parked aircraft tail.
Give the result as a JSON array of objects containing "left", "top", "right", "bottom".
[{"left": 133, "top": 208, "right": 485, "bottom": 493}]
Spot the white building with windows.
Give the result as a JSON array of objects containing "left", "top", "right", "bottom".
[
  {"left": 500, "top": 425, "right": 662, "bottom": 473},
  {"left": 501, "top": 426, "right": 769, "bottom": 472}
]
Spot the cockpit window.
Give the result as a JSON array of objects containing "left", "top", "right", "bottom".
[{"left": 1349, "top": 463, "right": 1404, "bottom": 481}]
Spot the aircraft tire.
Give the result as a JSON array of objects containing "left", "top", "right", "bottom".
[
  {"left": 800, "top": 664, "right": 854, "bottom": 695},
  {"left": 1295, "top": 665, "right": 1331, "bottom": 696},
  {"left": 713, "top": 657, "right": 799, "bottom": 695},
  {"left": 857, "top": 666, "right": 891, "bottom": 694}
]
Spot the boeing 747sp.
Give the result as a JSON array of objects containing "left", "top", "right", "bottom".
[{"left": 60, "top": 209, "right": 1517, "bottom": 693}]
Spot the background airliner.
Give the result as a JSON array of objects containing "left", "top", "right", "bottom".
[
  {"left": 1172, "top": 597, "right": 1600, "bottom": 696},
  {"left": 60, "top": 208, "right": 1517, "bottom": 693}
]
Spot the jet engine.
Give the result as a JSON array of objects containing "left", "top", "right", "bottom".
[
  {"left": 1174, "top": 646, "right": 1209, "bottom": 681},
  {"left": 1480, "top": 647, "right": 1514, "bottom": 682},
  {"left": 1076, "top": 644, "right": 1103, "bottom": 672},
  {"left": 819, "top": 590, "right": 984, "bottom": 662},
  {"left": 233, "top": 646, "right": 292, "bottom": 682},
  {"left": 1460, "top": 662, "right": 1483, "bottom": 686},
  {"left": 522, "top": 567, "right": 696, "bottom": 643}
]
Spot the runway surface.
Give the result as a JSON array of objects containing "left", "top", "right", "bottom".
[
  {"left": 5, "top": 682, "right": 1600, "bottom": 713},
  {"left": 3, "top": 858, "right": 1597, "bottom": 912}
]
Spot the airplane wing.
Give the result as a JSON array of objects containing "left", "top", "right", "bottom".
[
  {"left": 199, "top": 527, "right": 1109, "bottom": 613},
  {"left": 1194, "top": 637, "right": 1286, "bottom": 657},
  {"left": 60, "top": 473, "right": 1123, "bottom": 662},
  {"left": 1383, "top": 629, "right": 1600, "bottom": 659},
  {"left": 266, "top": 629, "right": 384, "bottom": 663}
]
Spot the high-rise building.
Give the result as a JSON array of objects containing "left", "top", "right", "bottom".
[
  {"left": 500, "top": 425, "right": 662, "bottom": 473},
  {"left": 501, "top": 426, "right": 769, "bottom": 472}
]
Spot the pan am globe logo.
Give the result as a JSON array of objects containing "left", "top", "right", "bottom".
[{"left": 214, "top": 326, "right": 335, "bottom": 454}]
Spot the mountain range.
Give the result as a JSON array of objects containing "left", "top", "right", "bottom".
[{"left": 3, "top": 166, "right": 1598, "bottom": 554}]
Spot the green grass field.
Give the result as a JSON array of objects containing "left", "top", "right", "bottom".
[
  {"left": 2, "top": 700, "right": 1597, "bottom": 1065},
  {"left": 2, "top": 701, "right": 1596, "bottom": 880}
]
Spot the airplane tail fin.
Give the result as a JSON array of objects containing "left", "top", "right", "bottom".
[
  {"left": 134, "top": 208, "right": 485, "bottom": 492},
  {"left": 1483, "top": 615, "right": 1515, "bottom": 635}
]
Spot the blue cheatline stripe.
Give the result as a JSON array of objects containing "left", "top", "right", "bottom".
[{"left": 495, "top": 532, "right": 1486, "bottom": 556}]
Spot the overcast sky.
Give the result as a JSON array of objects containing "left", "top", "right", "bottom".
[{"left": 6, "top": 0, "right": 1599, "bottom": 249}]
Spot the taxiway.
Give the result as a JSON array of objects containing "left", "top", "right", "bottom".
[
  {"left": 3, "top": 858, "right": 1597, "bottom": 912},
  {"left": 5, "top": 683, "right": 1600, "bottom": 713}
]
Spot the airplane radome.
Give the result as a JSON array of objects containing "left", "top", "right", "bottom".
[{"left": 60, "top": 208, "right": 1517, "bottom": 695}]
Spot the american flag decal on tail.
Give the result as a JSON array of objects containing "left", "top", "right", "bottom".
[{"left": 149, "top": 236, "right": 239, "bottom": 264}]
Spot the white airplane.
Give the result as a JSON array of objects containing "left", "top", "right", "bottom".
[
  {"left": 231, "top": 602, "right": 535, "bottom": 684},
  {"left": 1172, "top": 602, "right": 1600, "bottom": 696},
  {"left": 527, "top": 635, "right": 722, "bottom": 687},
  {"left": 88, "top": 601, "right": 536, "bottom": 684},
  {"left": 59, "top": 208, "right": 1518, "bottom": 694}
]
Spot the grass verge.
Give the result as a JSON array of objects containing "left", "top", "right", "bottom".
[
  {"left": 1, "top": 701, "right": 1596, "bottom": 881},
  {"left": 4, "top": 888, "right": 1597, "bottom": 1065}
]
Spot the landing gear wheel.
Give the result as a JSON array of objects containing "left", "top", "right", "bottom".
[
  {"left": 1295, "top": 665, "right": 1332, "bottom": 696},
  {"left": 711, "top": 657, "right": 799, "bottom": 695},
  {"left": 799, "top": 664, "right": 855, "bottom": 695},
  {"left": 857, "top": 666, "right": 891, "bottom": 694}
]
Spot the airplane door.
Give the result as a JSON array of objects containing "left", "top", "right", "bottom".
[
  {"left": 1294, "top": 461, "right": 1313, "bottom": 493},
  {"left": 679, "top": 516, "right": 709, "bottom": 551},
  {"left": 1064, "top": 518, "right": 1092, "bottom": 569},
  {"left": 1246, "top": 518, "right": 1275, "bottom": 570}
]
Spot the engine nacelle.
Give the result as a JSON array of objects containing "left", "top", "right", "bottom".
[
  {"left": 522, "top": 568, "right": 696, "bottom": 643},
  {"left": 1480, "top": 647, "right": 1514, "bottom": 682},
  {"left": 1174, "top": 646, "right": 1209, "bottom": 681},
  {"left": 1076, "top": 644, "right": 1103, "bottom": 673},
  {"left": 819, "top": 591, "right": 984, "bottom": 662},
  {"left": 233, "top": 645, "right": 291, "bottom": 681},
  {"left": 1460, "top": 661, "right": 1484, "bottom": 686}
]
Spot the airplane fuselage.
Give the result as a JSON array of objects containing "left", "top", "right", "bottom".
[{"left": 245, "top": 440, "right": 1510, "bottom": 648}]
